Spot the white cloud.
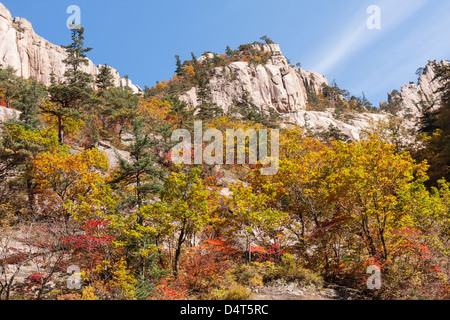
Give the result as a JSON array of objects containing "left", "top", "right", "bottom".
[{"left": 310, "top": 0, "right": 430, "bottom": 74}]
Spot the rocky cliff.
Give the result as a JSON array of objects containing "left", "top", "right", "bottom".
[
  {"left": 386, "top": 60, "right": 448, "bottom": 118},
  {"left": 1, "top": 1, "right": 447, "bottom": 142},
  {"left": 0, "top": 2, "right": 141, "bottom": 93},
  {"left": 181, "top": 44, "right": 328, "bottom": 113},
  {"left": 180, "top": 44, "right": 389, "bottom": 140}
]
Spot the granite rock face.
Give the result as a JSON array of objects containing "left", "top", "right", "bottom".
[
  {"left": 387, "top": 60, "right": 448, "bottom": 118},
  {"left": 180, "top": 43, "right": 391, "bottom": 140},
  {"left": 0, "top": 105, "right": 19, "bottom": 122},
  {"left": 283, "top": 110, "right": 388, "bottom": 141},
  {"left": 0, "top": 2, "right": 141, "bottom": 93},
  {"left": 180, "top": 44, "right": 328, "bottom": 114},
  {"left": 1, "top": 1, "right": 447, "bottom": 142},
  {"left": 180, "top": 44, "right": 449, "bottom": 140}
]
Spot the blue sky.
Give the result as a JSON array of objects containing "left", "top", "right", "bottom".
[{"left": 2, "top": 0, "right": 450, "bottom": 106}]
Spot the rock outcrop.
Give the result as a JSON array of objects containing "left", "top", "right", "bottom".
[
  {"left": 1, "top": 1, "right": 446, "bottom": 142},
  {"left": 0, "top": 2, "right": 141, "bottom": 93},
  {"left": 0, "top": 105, "right": 19, "bottom": 122},
  {"left": 181, "top": 44, "right": 328, "bottom": 113},
  {"left": 180, "top": 43, "right": 390, "bottom": 140},
  {"left": 386, "top": 60, "right": 448, "bottom": 118},
  {"left": 284, "top": 110, "right": 387, "bottom": 141}
]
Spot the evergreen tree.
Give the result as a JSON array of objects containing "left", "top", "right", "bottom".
[
  {"left": 62, "top": 27, "right": 93, "bottom": 88},
  {"left": 0, "top": 65, "right": 19, "bottom": 109},
  {"left": 50, "top": 70, "right": 57, "bottom": 86},
  {"left": 111, "top": 117, "right": 164, "bottom": 219},
  {"left": 12, "top": 79, "right": 47, "bottom": 127},
  {"left": 195, "top": 103, "right": 223, "bottom": 121},
  {"left": 415, "top": 62, "right": 450, "bottom": 186},
  {"left": 225, "top": 45, "right": 233, "bottom": 57},
  {"left": 175, "top": 55, "right": 184, "bottom": 77},
  {"left": 104, "top": 86, "right": 140, "bottom": 139},
  {"left": 164, "top": 95, "right": 194, "bottom": 130},
  {"left": 96, "top": 64, "right": 114, "bottom": 92},
  {"left": 45, "top": 27, "right": 94, "bottom": 144}
]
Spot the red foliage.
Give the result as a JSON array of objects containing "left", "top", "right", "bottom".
[
  {"left": 62, "top": 220, "right": 115, "bottom": 269},
  {"left": 179, "top": 238, "right": 237, "bottom": 293},
  {"left": 17, "top": 272, "right": 46, "bottom": 295},
  {"left": 250, "top": 243, "right": 285, "bottom": 263},
  {"left": 148, "top": 278, "right": 188, "bottom": 300}
]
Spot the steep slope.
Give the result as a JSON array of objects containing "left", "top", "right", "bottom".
[
  {"left": 0, "top": 2, "right": 141, "bottom": 93},
  {"left": 386, "top": 60, "right": 448, "bottom": 118},
  {"left": 180, "top": 44, "right": 328, "bottom": 113},
  {"left": 180, "top": 43, "right": 388, "bottom": 140}
]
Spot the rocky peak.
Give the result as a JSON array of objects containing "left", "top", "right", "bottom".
[
  {"left": 179, "top": 43, "right": 385, "bottom": 141},
  {"left": 0, "top": 2, "right": 142, "bottom": 93},
  {"left": 386, "top": 60, "right": 448, "bottom": 118},
  {"left": 180, "top": 43, "right": 328, "bottom": 114}
]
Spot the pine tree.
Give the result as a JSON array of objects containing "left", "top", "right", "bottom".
[
  {"left": 96, "top": 64, "right": 114, "bottom": 92},
  {"left": 226, "top": 45, "right": 233, "bottom": 57},
  {"left": 45, "top": 27, "right": 94, "bottom": 144},
  {"left": 12, "top": 79, "right": 46, "bottom": 127},
  {"left": 62, "top": 27, "right": 93, "bottom": 88},
  {"left": 175, "top": 55, "right": 184, "bottom": 77},
  {"left": 104, "top": 87, "right": 140, "bottom": 139},
  {"left": 165, "top": 95, "right": 194, "bottom": 130},
  {"left": 415, "top": 62, "right": 450, "bottom": 186},
  {"left": 111, "top": 117, "right": 164, "bottom": 219}
]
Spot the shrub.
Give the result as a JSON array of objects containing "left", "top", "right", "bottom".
[{"left": 212, "top": 284, "right": 252, "bottom": 300}]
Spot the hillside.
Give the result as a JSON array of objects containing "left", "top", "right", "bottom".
[{"left": 1, "top": 2, "right": 450, "bottom": 302}]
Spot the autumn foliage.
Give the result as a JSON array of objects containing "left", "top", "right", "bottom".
[{"left": 1, "top": 36, "right": 450, "bottom": 301}]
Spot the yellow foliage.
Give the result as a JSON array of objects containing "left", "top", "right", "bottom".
[
  {"left": 185, "top": 65, "right": 196, "bottom": 80},
  {"left": 30, "top": 148, "right": 110, "bottom": 216},
  {"left": 81, "top": 286, "right": 100, "bottom": 300}
]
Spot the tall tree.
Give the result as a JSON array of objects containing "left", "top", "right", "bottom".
[
  {"left": 111, "top": 117, "right": 164, "bottom": 216},
  {"left": 141, "top": 168, "right": 214, "bottom": 277},
  {"left": 415, "top": 62, "right": 450, "bottom": 185},
  {"left": 104, "top": 87, "right": 140, "bottom": 138},
  {"left": 44, "top": 27, "right": 94, "bottom": 144},
  {"left": 175, "top": 55, "right": 184, "bottom": 77},
  {"left": 96, "top": 64, "right": 114, "bottom": 92}
]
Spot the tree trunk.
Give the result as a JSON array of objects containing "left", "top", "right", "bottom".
[
  {"left": 58, "top": 115, "right": 64, "bottom": 145},
  {"left": 173, "top": 223, "right": 186, "bottom": 278}
]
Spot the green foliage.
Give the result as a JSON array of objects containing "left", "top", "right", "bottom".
[
  {"left": 45, "top": 27, "right": 94, "bottom": 144},
  {"left": 96, "top": 64, "right": 114, "bottom": 92},
  {"left": 0, "top": 65, "right": 19, "bottom": 109},
  {"left": 414, "top": 62, "right": 450, "bottom": 186},
  {"left": 111, "top": 117, "right": 164, "bottom": 211}
]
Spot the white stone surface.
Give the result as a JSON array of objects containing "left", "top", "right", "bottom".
[{"left": 0, "top": 2, "right": 141, "bottom": 93}]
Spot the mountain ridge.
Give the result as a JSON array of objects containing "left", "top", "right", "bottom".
[
  {"left": 0, "top": 1, "right": 447, "bottom": 141},
  {"left": 0, "top": 2, "right": 141, "bottom": 93}
]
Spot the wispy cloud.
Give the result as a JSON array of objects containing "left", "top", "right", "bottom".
[{"left": 310, "top": 0, "right": 430, "bottom": 75}]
